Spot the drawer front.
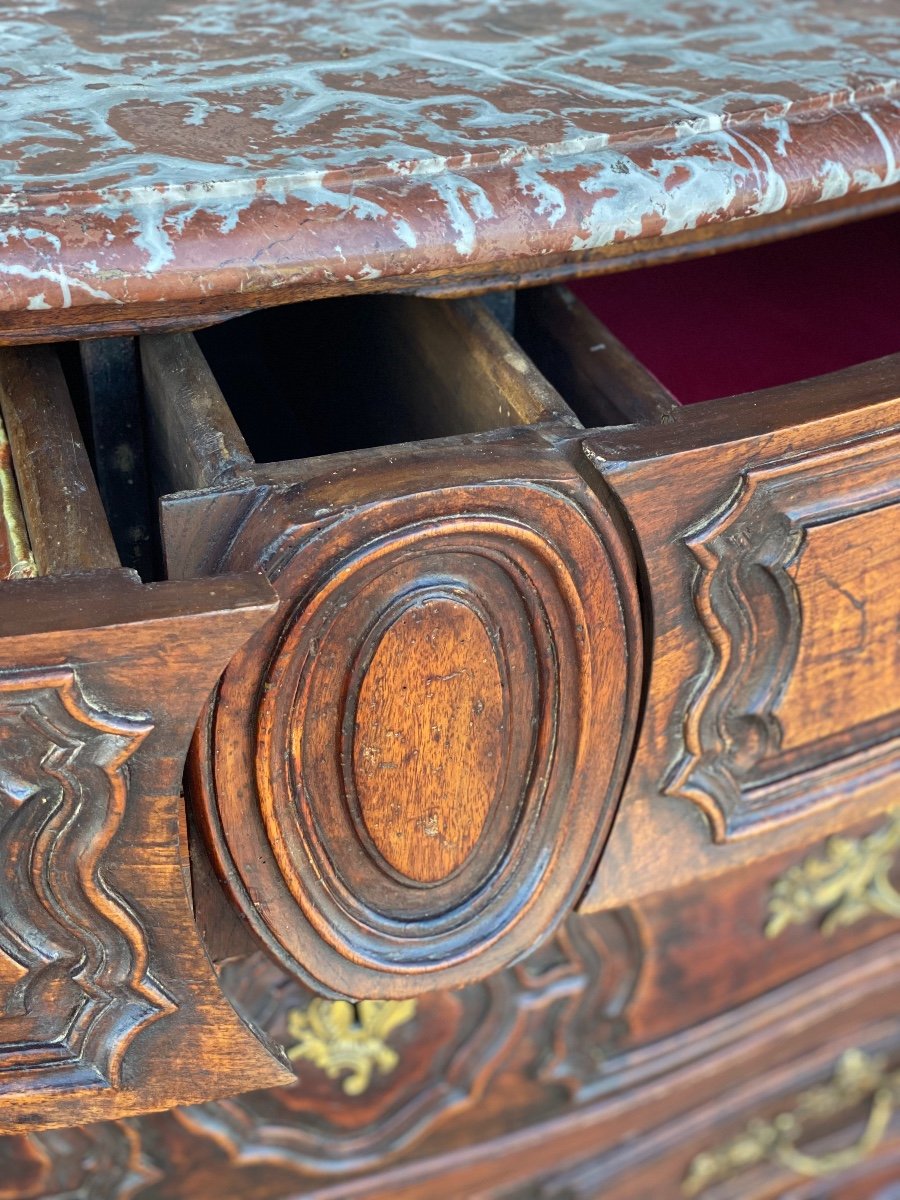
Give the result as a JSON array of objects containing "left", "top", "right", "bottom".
[
  {"left": 177, "top": 445, "right": 640, "bottom": 1001},
  {"left": 3, "top": 899, "right": 898, "bottom": 1199},
  {"left": 1, "top": 812, "right": 896, "bottom": 1195},
  {"left": 0, "top": 349, "right": 292, "bottom": 1133},
  {"left": 580, "top": 354, "right": 900, "bottom": 906},
  {"left": 505, "top": 1035, "right": 900, "bottom": 1200},
  {"left": 677, "top": 1045, "right": 900, "bottom": 1200},
  {"left": 140, "top": 287, "right": 899, "bottom": 988},
  {"left": 144, "top": 298, "right": 643, "bottom": 998}
]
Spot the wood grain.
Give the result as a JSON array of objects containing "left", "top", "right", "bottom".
[
  {"left": 3, "top": 892, "right": 898, "bottom": 1197},
  {"left": 580, "top": 354, "right": 900, "bottom": 908},
  {"left": 351, "top": 597, "right": 503, "bottom": 883},
  {"left": 0, "top": 571, "right": 294, "bottom": 1133},
  {"left": 0, "top": 345, "right": 293, "bottom": 1132},
  {"left": 141, "top": 300, "right": 643, "bottom": 997},
  {"left": 515, "top": 285, "right": 680, "bottom": 426},
  {"left": 0, "top": 347, "right": 119, "bottom": 574},
  {"left": 141, "top": 333, "right": 254, "bottom": 494},
  {"left": 778, "top": 505, "right": 900, "bottom": 750},
  {"left": 174, "top": 435, "right": 642, "bottom": 998}
]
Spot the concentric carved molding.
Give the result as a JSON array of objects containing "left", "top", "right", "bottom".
[
  {"left": 0, "top": 667, "right": 173, "bottom": 1093},
  {"left": 666, "top": 434, "right": 900, "bottom": 841},
  {"left": 192, "top": 472, "right": 641, "bottom": 996}
]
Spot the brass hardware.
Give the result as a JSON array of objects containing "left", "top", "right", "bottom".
[
  {"left": 0, "top": 419, "right": 36, "bottom": 580},
  {"left": 765, "top": 809, "right": 900, "bottom": 939},
  {"left": 285, "top": 998, "right": 417, "bottom": 1096},
  {"left": 683, "top": 1049, "right": 900, "bottom": 1195}
]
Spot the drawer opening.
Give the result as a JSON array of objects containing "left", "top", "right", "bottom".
[
  {"left": 515, "top": 285, "right": 681, "bottom": 426},
  {"left": 567, "top": 210, "right": 900, "bottom": 405},
  {"left": 180, "top": 294, "right": 578, "bottom": 468}
]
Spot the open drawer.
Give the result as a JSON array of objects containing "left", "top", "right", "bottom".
[
  {"left": 0, "top": 348, "right": 293, "bottom": 1134},
  {"left": 513, "top": 213, "right": 900, "bottom": 908},
  {"left": 140, "top": 295, "right": 644, "bottom": 1000}
]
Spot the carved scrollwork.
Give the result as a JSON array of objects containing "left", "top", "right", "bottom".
[
  {"left": 0, "top": 906, "right": 642, "bottom": 1186},
  {"left": 665, "top": 470, "right": 805, "bottom": 839},
  {"left": 666, "top": 436, "right": 900, "bottom": 841},
  {"left": 0, "top": 1121, "right": 162, "bottom": 1200},
  {"left": 193, "top": 474, "right": 641, "bottom": 997},
  {"left": 0, "top": 668, "right": 173, "bottom": 1093},
  {"left": 169, "top": 908, "right": 643, "bottom": 1174}
]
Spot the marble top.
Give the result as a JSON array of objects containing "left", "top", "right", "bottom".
[{"left": 1, "top": 0, "right": 899, "bottom": 321}]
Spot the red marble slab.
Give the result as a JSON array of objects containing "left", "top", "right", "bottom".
[{"left": 1, "top": 0, "right": 899, "bottom": 327}]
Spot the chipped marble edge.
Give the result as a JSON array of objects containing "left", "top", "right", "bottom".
[{"left": 1, "top": 87, "right": 899, "bottom": 317}]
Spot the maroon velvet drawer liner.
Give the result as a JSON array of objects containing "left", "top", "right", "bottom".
[{"left": 571, "top": 211, "right": 900, "bottom": 405}]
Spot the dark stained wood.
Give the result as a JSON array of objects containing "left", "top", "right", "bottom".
[
  {"left": 0, "top": 572, "right": 294, "bottom": 1134},
  {"left": 0, "top": 347, "right": 119, "bottom": 574},
  {"left": 142, "top": 297, "right": 577, "bottom": 503},
  {"left": 279, "top": 294, "right": 570, "bottom": 445},
  {"left": 579, "top": 354, "right": 900, "bottom": 909},
  {"left": 80, "top": 338, "right": 154, "bottom": 578},
  {"left": 2, "top": 838, "right": 899, "bottom": 1197},
  {"left": 170, "top": 432, "right": 642, "bottom": 999},
  {"left": 141, "top": 332, "right": 254, "bottom": 494},
  {"left": 0, "top": 345, "right": 293, "bottom": 1132},
  {"left": 0, "top": 16, "right": 899, "bottom": 1184},
  {"left": 779, "top": 506, "right": 899, "bottom": 749},
  {"left": 137, "top": 299, "right": 643, "bottom": 997},
  {"left": 355, "top": 297, "right": 579, "bottom": 434},
  {"left": 515, "top": 285, "right": 681, "bottom": 426}
]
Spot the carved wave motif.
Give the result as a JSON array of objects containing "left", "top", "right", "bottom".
[
  {"left": 0, "top": 668, "right": 174, "bottom": 1092},
  {"left": 666, "top": 433, "right": 900, "bottom": 840},
  {"left": 665, "top": 470, "right": 804, "bottom": 839}
]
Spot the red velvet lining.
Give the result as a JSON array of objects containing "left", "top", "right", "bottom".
[{"left": 570, "top": 212, "right": 900, "bottom": 405}]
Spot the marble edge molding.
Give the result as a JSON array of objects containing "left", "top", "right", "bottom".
[{"left": 1, "top": 81, "right": 899, "bottom": 318}]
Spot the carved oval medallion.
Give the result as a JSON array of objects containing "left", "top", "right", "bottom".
[
  {"left": 191, "top": 455, "right": 642, "bottom": 998},
  {"left": 349, "top": 594, "right": 504, "bottom": 883}
]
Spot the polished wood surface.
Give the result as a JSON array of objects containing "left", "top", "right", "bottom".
[
  {"left": 0, "top": 348, "right": 119, "bottom": 573},
  {"left": 578, "top": 350, "right": 900, "bottom": 908},
  {"left": 0, "top": 15, "right": 898, "bottom": 1183},
  {"left": 3, "top": 817, "right": 898, "bottom": 1196},
  {"left": 143, "top": 298, "right": 643, "bottom": 998},
  {"left": 0, "top": 350, "right": 293, "bottom": 1133}
]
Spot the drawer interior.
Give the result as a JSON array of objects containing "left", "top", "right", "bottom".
[
  {"left": 0, "top": 403, "right": 35, "bottom": 581},
  {"left": 563, "top": 211, "right": 900, "bottom": 405},
  {"left": 0, "top": 348, "right": 120, "bottom": 577},
  {"left": 189, "top": 294, "right": 578, "bottom": 466}
]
